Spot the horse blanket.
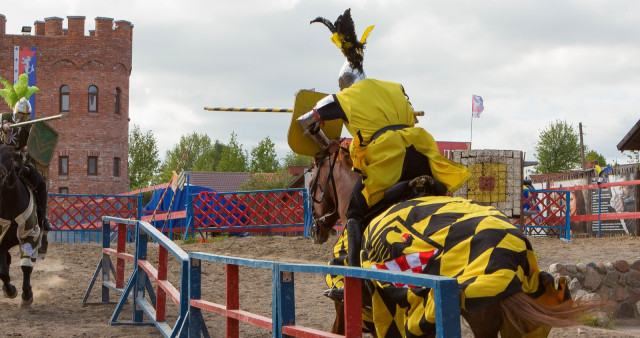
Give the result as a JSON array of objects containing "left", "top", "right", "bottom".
[
  {"left": 327, "top": 195, "right": 568, "bottom": 337},
  {"left": 0, "top": 190, "right": 45, "bottom": 263}
]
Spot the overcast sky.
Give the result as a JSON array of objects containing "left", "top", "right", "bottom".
[{"left": 3, "top": 0, "right": 639, "bottom": 167}]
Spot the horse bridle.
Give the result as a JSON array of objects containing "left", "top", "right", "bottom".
[{"left": 309, "top": 143, "right": 349, "bottom": 234}]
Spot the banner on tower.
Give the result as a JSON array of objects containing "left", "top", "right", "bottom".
[{"left": 14, "top": 46, "right": 37, "bottom": 119}]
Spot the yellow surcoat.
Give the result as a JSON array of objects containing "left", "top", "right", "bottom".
[{"left": 335, "top": 79, "right": 470, "bottom": 206}]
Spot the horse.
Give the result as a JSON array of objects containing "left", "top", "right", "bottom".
[
  {"left": 0, "top": 144, "right": 42, "bottom": 306},
  {"left": 308, "top": 145, "right": 596, "bottom": 337}
]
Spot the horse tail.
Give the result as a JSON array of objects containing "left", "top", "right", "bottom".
[{"left": 499, "top": 292, "right": 602, "bottom": 334}]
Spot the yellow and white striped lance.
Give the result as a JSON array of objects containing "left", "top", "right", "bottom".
[
  {"left": 204, "top": 107, "right": 292, "bottom": 113},
  {"left": 9, "top": 114, "right": 64, "bottom": 128},
  {"left": 203, "top": 106, "right": 424, "bottom": 116}
]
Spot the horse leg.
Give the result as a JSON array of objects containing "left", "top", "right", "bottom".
[
  {"left": 461, "top": 304, "right": 503, "bottom": 338},
  {"left": 331, "top": 300, "right": 345, "bottom": 334},
  {"left": 0, "top": 249, "right": 17, "bottom": 299},
  {"left": 20, "top": 259, "right": 33, "bottom": 306}
]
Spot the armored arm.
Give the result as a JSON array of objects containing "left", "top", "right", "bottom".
[
  {"left": 297, "top": 109, "right": 330, "bottom": 149},
  {"left": 297, "top": 94, "right": 345, "bottom": 149}
]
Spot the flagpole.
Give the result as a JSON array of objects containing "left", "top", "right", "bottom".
[
  {"left": 470, "top": 112, "right": 473, "bottom": 149},
  {"left": 470, "top": 95, "right": 483, "bottom": 150}
]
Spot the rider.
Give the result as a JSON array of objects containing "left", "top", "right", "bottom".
[
  {"left": 299, "top": 9, "right": 470, "bottom": 267},
  {"left": 1, "top": 97, "right": 52, "bottom": 237}
]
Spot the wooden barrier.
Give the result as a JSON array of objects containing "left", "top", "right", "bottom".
[
  {"left": 188, "top": 253, "right": 461, "bottom": 337},
  {"left": 87, "top": 216, "right": 462, "bottom": 337}
]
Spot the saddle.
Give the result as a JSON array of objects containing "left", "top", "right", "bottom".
[{"left": 362, "top": 175, "right": 447, "bottom": 227}]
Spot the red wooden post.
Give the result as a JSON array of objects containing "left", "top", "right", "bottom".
[
  {"left": 343, "top": 276, "right": 362, "bottom": 337},
  {"left": 116, "top": 223, "right": 126, "bottom": 288},
  {"left": 156, "top": 245, "right": 167, "bottom": 322},
  {"left": 226, "top": 264, "right": 239, "bottom": 338}
]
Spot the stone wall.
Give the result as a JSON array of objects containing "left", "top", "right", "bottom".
[
  {"left": 550, "top": 259, "right": 640, "bottom": 324},
  {"left": 452, "top": 149, "right": 523, "bottom": 217}
]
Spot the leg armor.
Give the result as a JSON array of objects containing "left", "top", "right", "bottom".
[
  {"left": 21, "top": 165, "right": 51, "bottom": 231},
  {"left": 345, "top": 179, "right": 368, "bottom": 267}
]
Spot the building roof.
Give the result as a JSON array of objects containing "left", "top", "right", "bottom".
[
  {"left": 617, "top": 119, "right": 640, "bottom": 151},
  {"left": 186, "top": 172, "right": 251, "bottom": 192},
  {"left": 529, "top": 170, "right": 593, "bottom": 184}
]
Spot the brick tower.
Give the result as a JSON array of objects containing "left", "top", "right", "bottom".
[{"left": 0, "top": 15, "right": 132, "bottom": 194}]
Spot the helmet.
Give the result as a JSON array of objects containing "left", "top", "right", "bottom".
[
  {"left": 13, "top": 97, "right": 32, "bottom": 122},
  {"left": 338, "top": 59, "right": 367, "bottom": 90}
]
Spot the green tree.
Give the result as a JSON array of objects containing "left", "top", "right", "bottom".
[
  {"left": 128, "top": 124, "right": 161, "bottom": 189},
  {"left": 584, "top": 149, "right": 607, "bottom": 166},
  {"left": 193, "top": 140, "right": 228, "bottom": 171},
  {"left": 239, "top": 168, "right": 294, "bottom": 191},
  {"left": 216, "top": 132, "right": 248, "bottom": 172},
  {"left": 534, "top": 120, "right": 581, "bottom": 174},
  {"left": 282, "top": 151, "right": 312, "bottom": 167},
  {"left": 249, "top": 136, "right": 279, "bottom": 173},
  {"left": 156, "top": 132, "right": 213, "bottom": 183}
]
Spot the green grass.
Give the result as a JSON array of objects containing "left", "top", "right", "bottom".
[
  {"left": 582, "top": 313, "right": 615, "bottom": 329},
  {"left": 182, "top": 236, "right": 199, "bottom": 244}
]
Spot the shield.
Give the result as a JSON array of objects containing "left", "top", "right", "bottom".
[
  {"left": 287, "top": 90, "right": 343, "bottom": 157},
  {"left": 27, "top": 122, "right": 58, "bottom": 166}
]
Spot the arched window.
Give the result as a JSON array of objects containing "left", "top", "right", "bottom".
[
  {"left": 60, "top": 85, "right": 70, "bottom": 112},
  {"left": 88, "top": 85, "right": 98, "bottom": 112},
  {"left": 114, "top": 87, "right": 121, "bottom": 115}
]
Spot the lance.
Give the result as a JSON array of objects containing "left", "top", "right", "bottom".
[
  {"left": 9, "top": 114, "right": 64, "bottom": 128},
  {"left": 204, "top": 107, "right": 292, "bottom": 113},
  {"left": 204, "top": 106, "right": 424, "bottom": 116}
]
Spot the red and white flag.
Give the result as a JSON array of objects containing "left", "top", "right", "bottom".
[{"left": 472, "top": 95, "right": 484, "bottom": 118}]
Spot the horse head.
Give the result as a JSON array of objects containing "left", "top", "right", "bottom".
[
  {"left": 0, "top": 144, "right": 16, "bottom": 188},
  {"left": 308, "top": 141, "right": 358, "bottom": 244}
]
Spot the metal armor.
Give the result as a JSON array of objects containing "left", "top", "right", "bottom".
[
  {"left": 338, "top": 59, "right": 366, "bottom": 90},
  {"left": 296, "top": 109, "right": 330, "bottom": 149}
]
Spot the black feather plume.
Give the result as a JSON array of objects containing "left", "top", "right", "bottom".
[
  {"left": 310, "top": 17, "right": 335, "bottom": 33},
  {"left": 311, "top": 8, "right": 366, "bottom": 74}
]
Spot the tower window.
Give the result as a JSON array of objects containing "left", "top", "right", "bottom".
[
  {"left": 87, "top": 156, "right": 98, "bottom": 175},
  {"left": 113, "top": 157, "right": 120, "bottom": 177},
  {"left": 60, "top": 85, "right": 69, "bottom": 112},
  {"left": 88, "top": 85, "right": 98, "bottom": 112},
  {"left": 59, "top": 156, "right": 69, "bottom": 175},
  {"left": 114, "top": 87, "right": 121, "bottom": 115}
]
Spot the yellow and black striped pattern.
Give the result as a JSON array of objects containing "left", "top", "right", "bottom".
[
  {"left": 203, "top": 107, "right": 292, "bottom": 113},
  {"left": 325, "top": 230, "right": 376, "bottom": 332},
  {"left": 360, "top": 195, "right": 548, "bottom": 337}
]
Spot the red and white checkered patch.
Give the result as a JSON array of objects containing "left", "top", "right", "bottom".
[{"left": 372, "top": 249, "right": 439, "bottom": 288}]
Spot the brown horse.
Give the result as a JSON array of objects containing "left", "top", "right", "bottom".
[{"left": 308, "top": 145, "right": 597, "bottom": 337}]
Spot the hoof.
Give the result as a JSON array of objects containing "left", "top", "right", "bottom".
[
  {"left": 2, "top": 284, "right": 17, "bottom": 299},
  {"left": 20, "top": 290, "right": 33, "bottom": 307}
]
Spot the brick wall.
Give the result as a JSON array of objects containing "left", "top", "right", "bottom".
[{"left": 0, "top": 15, "right": 132, "bottom": 194}]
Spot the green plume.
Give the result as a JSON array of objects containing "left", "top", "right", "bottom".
[{"left": 0, "top": 73, "right": 39, "bottom": 110}]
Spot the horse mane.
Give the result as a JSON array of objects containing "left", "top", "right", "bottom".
[{"left": 333, "top": 147, "right": 358, "bottom": 223}]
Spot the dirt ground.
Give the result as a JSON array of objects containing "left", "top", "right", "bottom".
[{"left": 0, "top": 234, "right": 639, "bottom": 337}]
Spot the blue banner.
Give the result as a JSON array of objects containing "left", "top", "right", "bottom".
[{"left": 14, "top": 46, "right": 37, "bottom": 119}]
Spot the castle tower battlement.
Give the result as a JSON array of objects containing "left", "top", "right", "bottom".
[
  {"left": 0, "top": 14, "right": 133, "bottom": 41},
  {"left": 0, "top": 14, "right": 134, "bottom": 195}
]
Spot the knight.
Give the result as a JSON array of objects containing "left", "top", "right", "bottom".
[
  {"left": 1, "top": 97, "right": 52, "bottom": 238},
  {"left": 298, "top": 9, "right": 471, "bottom": 268}
]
